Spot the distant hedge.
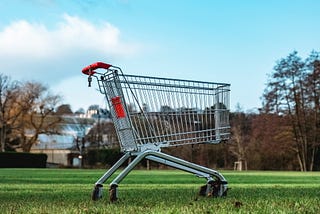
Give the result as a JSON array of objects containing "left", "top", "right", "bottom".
[
  {"left": 86, "top": 148, "right": 122, "bottom": 167},
  {"left": 0, "top": 152, "right": 47, "bottom": 168}
]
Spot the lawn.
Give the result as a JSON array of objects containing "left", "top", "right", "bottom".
[{"left": 0, "top": 169, "right": 319, "bottom": 213}]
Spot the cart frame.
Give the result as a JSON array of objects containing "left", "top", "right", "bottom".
[{"left": 82, "top": 62, "right": 230, "bottom": 201}]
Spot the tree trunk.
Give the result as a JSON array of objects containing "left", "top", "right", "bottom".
[
  {"left": 0, "top": 125, "right": 5, "bottom": 152},
  {"left": 296, "top": 151, "right": 304, "bottom": 172},
  {"left": 309, "top": 147, "right": 316, "bottom": 171},
  {"left": 21, "top": 135, "right": 38, "bottom": 152}
]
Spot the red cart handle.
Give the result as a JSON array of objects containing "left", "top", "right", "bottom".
[{"left": 82, "top": 62, "right": 112, "bottom": 75}]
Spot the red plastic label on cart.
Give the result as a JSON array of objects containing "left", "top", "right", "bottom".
[{"left": 111, "top": 96, "right": 126, "bottom": 118}]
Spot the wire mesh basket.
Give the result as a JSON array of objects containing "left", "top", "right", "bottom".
[{"left": 85, "top": 63, "right": 230, "bottom": 152}]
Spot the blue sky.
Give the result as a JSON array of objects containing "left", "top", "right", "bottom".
[{"left": 1, "top": 0, "right": 319, "bottom": 112}]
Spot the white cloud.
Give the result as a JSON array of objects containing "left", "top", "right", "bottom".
[
  {"left": 54, "top": 14, "right": 139, "bottom": 56},
  {"left": 0, "top": 14, "right": 139, "bottom": 58},
  {"left": 0, "top": 20, "right": 53, "bottom": 58},
  {"left": 0, "top": 14, "right": 142, "bottom": 83}
]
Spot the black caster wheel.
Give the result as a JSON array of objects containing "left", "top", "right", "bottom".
[
  {"left": 109, "top": 184, "right": 118, "bottom": 202},
  {"left": 91, "top": 184, "right": 103, "bottom": 201}
]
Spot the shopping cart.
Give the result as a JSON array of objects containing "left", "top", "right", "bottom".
[{"left": 82, "top": 62, "right": 230, "bottom": 202}]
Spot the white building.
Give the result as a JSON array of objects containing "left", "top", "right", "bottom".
[{"left": 31, "top": 116, "right": 95, "bottom": 166}]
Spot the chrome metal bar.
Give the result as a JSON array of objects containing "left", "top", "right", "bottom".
[
  {"left": 95, "top": 152, "right": 131, "bottom": 185},
  {"left": 146, "top": 155, "right": 212, "bottom": 180},
  {"left": 110, "top": 150, "right": 227, "bottom": 186}
]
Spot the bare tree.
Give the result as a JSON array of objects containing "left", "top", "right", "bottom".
[
  {"left": 5, "top": 81, "right": 62, "bottom": 152},
  {"left": 0, "top": 74, "right": 20, "bottom": 152},
  {"left": 263, "top": 51, "right": 320, "bottom": 171},
  {"left": 304, "top": 52, "right": 320, "bottom": 170}
]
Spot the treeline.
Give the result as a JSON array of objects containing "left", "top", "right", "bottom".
[{"left": 162, "top": 107, "right": 319, "bottom": 171}]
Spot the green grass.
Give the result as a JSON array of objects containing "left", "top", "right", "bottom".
[{"left": 0, "top": 169, "right": 319, "bottom": 213}]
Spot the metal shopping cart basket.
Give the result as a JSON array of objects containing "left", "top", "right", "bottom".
[{"left": 82, "top": 62, "right": 230, "bottom": 202}]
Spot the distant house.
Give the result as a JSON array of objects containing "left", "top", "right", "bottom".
[{"left": 31, "top": 116, "right": 95, "bottom": 166}]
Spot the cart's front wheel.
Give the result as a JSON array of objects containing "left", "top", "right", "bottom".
[
  {"left": 109, "top": 184, "right": 118, "bottom": 202},
  {"left": 91, "top": 184, "right": 103, "bottom": 201}
]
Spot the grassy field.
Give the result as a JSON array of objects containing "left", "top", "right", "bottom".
[{"left": 0, "top": 169, "right": 319, "bottom": 213}]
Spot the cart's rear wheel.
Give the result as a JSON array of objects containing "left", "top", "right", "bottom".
[
  {"left": 91, "top": 184, "right": 103, "bottom": 201},
  {"left": 198, "top": 180, "right": 228, "bottom": 197},
  {"left": 198, "top": 184, "right": 209, "bottom": 196}
]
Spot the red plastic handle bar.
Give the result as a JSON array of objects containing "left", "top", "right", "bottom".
[{"left": 82, "top": 62, "right": 112, "bottom": 75}]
